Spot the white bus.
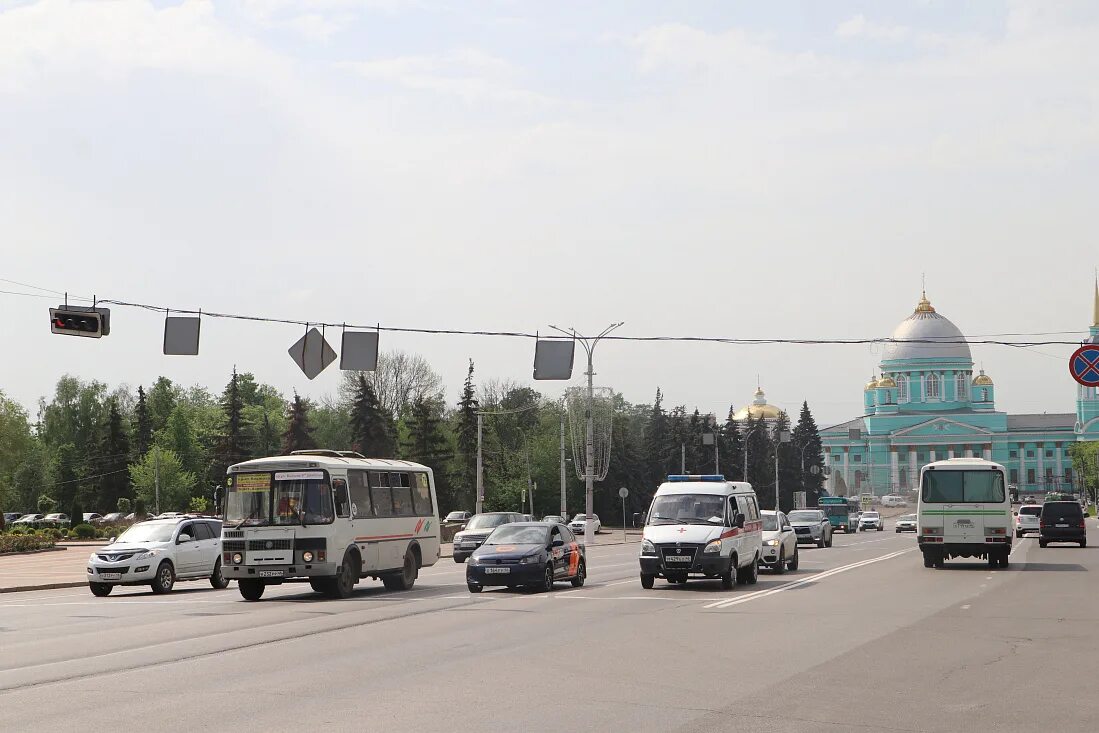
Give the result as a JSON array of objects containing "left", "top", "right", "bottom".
[
  {"left": 917, "top": 457, "right": 1011, "bottom": 569},
  {"left": 222, "top": 451, "right": 441, "bottom": 601}
]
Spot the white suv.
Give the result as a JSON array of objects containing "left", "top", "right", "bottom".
[{"left": 87, "top": 516, "right": 229, "bottom": 597}]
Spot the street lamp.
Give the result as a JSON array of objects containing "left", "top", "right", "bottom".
[
  {"left": 742, "top": 423, "right": 762, "bottom": 484},
  {"left": 774, "top": 430, "right": 791, "bottom": 511}
]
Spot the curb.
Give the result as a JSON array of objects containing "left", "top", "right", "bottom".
[
  {"left": 0, "top": 581, "right": 86, "bottom": 594},
  {"left": 0, "top": 546, "right": 67, "bottom": 557}
]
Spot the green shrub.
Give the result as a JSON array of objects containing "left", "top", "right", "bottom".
[
  {"left": 188, "top": 497, "right": 208, "bottom": 513},
  {"left": 0, "top": 534, "right": 55, "bottom": 553},
  {"left": 41, "top": 528, "right": 63, "bottom": 540},
  {"left": 134, "top": 498, "right": 146, "bottom": 518},
  {"left": 72, "top": 523, "right": 97, "bottom": 539},
  {"left": 37, "top": 495, "right": 58, "bottom": 515},
  {"left": 117, "top": 497, "right": 132, "bottom": 514}
]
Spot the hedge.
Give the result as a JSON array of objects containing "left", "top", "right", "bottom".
[{"left": 0, "top": 534, "right": 56, "bottom": 553}]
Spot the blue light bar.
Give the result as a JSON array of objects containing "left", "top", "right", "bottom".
[{"left": 666, "top": 474, "right": 726, "bottom": 482}]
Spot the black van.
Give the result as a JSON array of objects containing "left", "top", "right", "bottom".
[{"left": 1038, "top": 501, "right": 1086, "bottom": 548}]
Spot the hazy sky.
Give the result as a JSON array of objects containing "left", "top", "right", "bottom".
[{"left": 2, "top": 0, "right": 1097, "bottom": 427}]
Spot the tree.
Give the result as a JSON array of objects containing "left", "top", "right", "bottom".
[
  {"left": 99, "top": 399, "right": 132, "bottom": 511},
  {"left": 70, "top": 497, "right": 83, "bottom": 528},
  {"left": 161, "top": 406, "right": 202, "bottom": 483},
  {"left": 37, "top": 494, "right": 58, "bottom": 515},
  {"left": 349, "top": 375, "right": 395, "bottom": 457},
  {"left": 12, "top": 444, "right": 50, "bottom": 512},
  {"left": 0, "top": 391, "right": 34, "bottom": 513},
  {"left": 133, "top": 386, "right": 153, "bottom": 458},
  {"left": 53, "top": 443, "right": 80, "bottom": 513},
  {"left": 340, "top": 350, "right": 445, "bottom": 419},
  {"left": 117, "top": 497, "right": 131, "bottom": 514},
  {"left": 771, "top": 411, "right": 799, "bottom": 512},
  {"left": 1069, "top": 442, "right": 1099, "bottom": 504},
  {"left": 721, "top": 408, "right": 744, "bottom": 481},
  {"left": 215, "top": 367, "right": 250, "bottom": 476},
  {"left": 402, "top": 396, "right": 454, "bottom": 509},
  {"left": 454, "top": 360, "right": 480, "bottom": 508},
  {"left": 792, "top": 401, "right": 826, "bottom": 505},
  {"left": 643, "top": 388, "right": 671, "bottom": 487},
  {"left": 744, "top": 414, "right": 772, "bottom": 496},
  {"left": 146, "top": 377, "right": 180, "bottom": 434},
  {"left": 129, "top": 448, "right": 194, "bottom": 513},
  {"left": 282, "top": 393, "right": 317, "bottom": 453}
]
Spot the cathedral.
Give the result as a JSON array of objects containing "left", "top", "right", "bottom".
[{"left": 819, "top": 286, "right": 1099, "bottom": 498}]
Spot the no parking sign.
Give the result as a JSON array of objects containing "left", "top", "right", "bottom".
[{"left": 1069, "top": 344, "right": 1099, "bottom": 387}]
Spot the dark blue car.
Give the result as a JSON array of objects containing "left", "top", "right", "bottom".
[{"left": 466, "top": 522, "right": 586, "bottom": 593}]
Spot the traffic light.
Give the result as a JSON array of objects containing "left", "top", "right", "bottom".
[{"left": 49, "top": 306, "right": 111, "bottom": 338}]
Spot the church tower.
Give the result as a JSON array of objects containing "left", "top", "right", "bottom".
[{"left": 1076, "top": 279, "right": 1099, "bottom": 436}]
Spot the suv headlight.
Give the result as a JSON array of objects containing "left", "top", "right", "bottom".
[
  {"left": 641, "top": 539, "right": 656, "bottom": 554},
  {"left": 703, "top": 540, "right": 722, "bottom": 554},
  {"left": 766, "top": 539, "right": 780, "bottom": 547},
  {"left": 137, "top": 549, "right": 163, "bottom": 560}
]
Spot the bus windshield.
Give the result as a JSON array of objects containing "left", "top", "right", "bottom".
[
  {"left": 821, "top": 505, "right": 849, "bottom": 517},
  {"left": 922, "top": 470, "right": 1005, "bottom": 504},
  {"left": 225, "top": 473, "right": 272, "bottom": 526}
]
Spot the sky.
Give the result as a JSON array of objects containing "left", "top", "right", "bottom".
[{"left": 1, "top": 0, "right": 1097, "bottom": 428}]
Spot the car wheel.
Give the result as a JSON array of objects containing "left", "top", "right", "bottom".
[
  {"left": 817, "top": 535, "right": 825, "bottom": 548},
  {"left": 773, "top": 548, "right": 786, "bottom": 575},
  {"left": 238, "top": 578, "right": 265, "bottom": 601},
  {"left": 1080, "top": 539, "right": 1087, "bottom": 548},
  {"left": 209, "top": 558, "right": 230, "bottom": 589},
  {"left": 467, "top": 583, "right": 482, "bottom": 593},
  {"left": 720, "top": 560, "right": 736, "bottom": 590},
  {"left": 383, "top": 550, "right": 418, "bottom": 591},
  {"left": 787, "top": 547, "right": 799, "bottom": 572},
  {"left": 453, "top": 555, "right": 466, "bottom": 564},
  {"left": 923, "top": 552, "right": 933, "bottom": 568},
  {"left": 640, "top": 573, "right": 655, "bottom": 589},
  {"left": 826, "top": 532, "right": 833, "bottom": 548},
  {"left": 150, "top": 561, "right": 175, "bottom": 594},
  {"left": 1039, "top": 540, "right": 1048, "bottom": 548},
  {"left": 89, "top": 582, "right": 113, "bottom": 597},
  {"left": 570, "top": 560, "right": 586, "bottom": 587},
  {"left": 540, "top": 564, "right": 555, "bottom": 592},
  {"left": 1015, "top": 530, "right": 1022, "bottom": 538},
  {"left": 743, "top": 556, "right": 759, "bottom": 585},
  {"left": 328, "top": 551, "right": 359, "bottom": 598}
]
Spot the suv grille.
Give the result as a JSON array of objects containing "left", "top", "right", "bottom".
[
  {"left": 96, "top": 553, "right": 136, "bottom": 562},
  {"left": 248, "top": 539, "right": 292, "bottom": 551}
]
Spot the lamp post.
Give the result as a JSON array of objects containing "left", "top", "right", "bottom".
[
  {"left": 775, "top": 430, "right": 791, "bottom": 511},
  {"left": 550, "top": 322, "right": 623, "bottom": 550},
  {"left": 743, "top": 423, "right": 762, "bottom": 484}
]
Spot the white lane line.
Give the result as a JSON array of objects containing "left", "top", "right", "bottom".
[
  {"left": 703, "top": 549, "right": 913, "bottom": 610},
  {"left": 961, "top": 604, "right": 970, "bottom": 610},
  {"left": 561, "top": 595, "right": 676, "bottom": 601}
]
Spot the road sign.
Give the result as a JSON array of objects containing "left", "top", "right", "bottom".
[
  {"left": 1069, "top": 344, "right": 1099, "bottom": 387},
  {"left": 288, "top": 327, "right": 337, "bottom": 380},
  {"left": 618, "top": 487, "right": 629, "bottom": 499}
]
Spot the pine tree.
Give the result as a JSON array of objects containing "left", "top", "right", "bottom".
[
  {"left": 134, "top": 386, "right": 152, "bottom": 458},
  {"left": 721, "top": 408, "right": 743, "bottom": 480},
  {"left": 99, "top": 398, "right": 131, "bottom": 510},
  {"left": 668, "top": 406, "right": 689, "bottom": 474},
  {"left": 402, "top": 396, "right": 454, "bottom": 509},
  {"left": 643, "top": 388, "right": 671, "bottom": 486},
  {"left": 744, "top": 413, "right": 772, "bottom": 500},
  {"left": 282, "top": 393, "right": 317, "bottom": 453},
  {"left": 349, "top": 375, "right": 395, "bottom": 457},
  {"left": 793, "top": 401, "right": 826, "bottom": 505},
  {"left": 686, "top": 409, "right": 706, "bottom": 473},
  {"left": 217, "top": 367, "right": 250, "bottom": 471},
  {"left": 54, "top": 443, "right": 79, "bottom": 513},
  {"left": 454, "top": 360, "right": 480, "bottom": 508},
  {"left": 772, "top": 411, "right": 799, "bottom": 512}
]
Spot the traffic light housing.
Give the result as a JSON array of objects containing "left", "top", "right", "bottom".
[{"left": 49, "top": 306, "right": 111, "bottom": 338}]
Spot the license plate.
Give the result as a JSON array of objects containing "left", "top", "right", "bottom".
[
  {"left": 99, "top": 572, "right": 121, "bottom": 581},
  {"left": 484, "top": 567, "right": 510, "bottom": 574},
  {"left": 1056, "top": 523, "right": 1069, "bottom": 528},
  {"left": 461, "top": 542, "right": 477, "bottom": 549},
  {"left": 665, "top": 555, "right": 692, "bottom": 563},
  {"left": 258, "top": 570, "right": 284, "bottom": 578}
]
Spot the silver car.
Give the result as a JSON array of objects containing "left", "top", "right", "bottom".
[
  {"left": 1015, "top": 504, "right": 1041, "bottom": 537},
  {"left": 788, "top": 509, "right": 833, "bottom": 548},
  {"left": 759, "top": 510, "right": 799, "bottom": 573},
  {"left": 895, "top": 514, "right": 918, "bottom": 532}
]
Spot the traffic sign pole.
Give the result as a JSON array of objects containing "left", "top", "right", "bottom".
[{"left": 619, "top": 486, "right": 629, "bottom": 543}]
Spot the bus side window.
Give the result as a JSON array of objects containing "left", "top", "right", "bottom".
[
  {"left": 348, "top": 470, "right": 372, "bottom": 518},
  {"left": 370, "top": 472, "right": 394, "bottom": 518},
  {"left": 333, "top": 478, "right": 350, "bottom": 519},
  {"left": 390, "top": 472, "right": 414, "bottom": 517},
  {"left": 411, "top": 472, "right": 433, "bottom": 516}
]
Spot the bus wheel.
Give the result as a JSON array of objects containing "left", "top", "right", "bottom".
[
  {"left": 640, "top": 573, "right": 655, "bottom": 589},
  {"left": 923, "top": 552, "right": 934, "bottom": 568},
  {"left": 328, "top": 552, "right": 358, "bottom": 598},
  {"left": 383, "top": 551, "right": 418, "bottom": 591},
  {"left": 238, "top": 579, "right": 265, "bottom": 601},
  {"left": 720, "top": 561, "right": 736, "bottom": 590}
]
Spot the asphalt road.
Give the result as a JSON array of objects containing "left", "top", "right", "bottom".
[{"left": 2, "top": 524, "right": 1098, "bottom": 732}]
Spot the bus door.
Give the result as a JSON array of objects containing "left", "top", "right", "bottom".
[{"left": 347, "top": 471, "right": 380, "bottom": 572}]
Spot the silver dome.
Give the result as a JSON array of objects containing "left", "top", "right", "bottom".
[{"left": 881, "top": 306, "right": 972, "bottom": 365}]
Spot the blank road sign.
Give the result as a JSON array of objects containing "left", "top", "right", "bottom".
[
  {"left": 163, "top": 316, "right": 201, "bottom": 355},
  {"left": 533, "top": 339, "right": 575, "bottom": 380},
  {"left": 341, "top": 331, "right": 380, "bottom": 371},
  {"left": 288, "top": 328, "right": 337, "bottom": 380}
]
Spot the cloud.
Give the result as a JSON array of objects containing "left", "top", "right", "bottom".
[{"left": 835, "top": 14, "right": 910, "bottom": 42}]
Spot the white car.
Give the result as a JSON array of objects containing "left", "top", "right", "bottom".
[
  {"left": 859, "top": 511, "right": 884, "bottom": 531},
  {"left": 1014, "top": 504, "right": 1041, "bottom": 537},
  {"left": 759, "top": 510, "right": 799, "bottom": 573},
  {"left": 568, "top": 513, "right": 601, "bottom": 535},
  {"left": 895, "top": 514, "right": 918, "bottom": 532},
  {"left": 86, "top": 516, "right": 229, "bottom": 596}
]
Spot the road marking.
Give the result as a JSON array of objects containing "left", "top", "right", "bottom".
[
  {"left": 1009, "top": 538, "right": 1031, "bottom": 557},
  {"left": 702, "top": 549, "right": 913, "bottom": 610},
  {"left": 961, "top": 604, "right": 970, "bottom": 610},
  {"left": 560, "top": 595, "right": 676, "bottom": 601}
]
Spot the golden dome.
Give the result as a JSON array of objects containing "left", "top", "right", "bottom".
[
  {"left": 972, "top": 369, "right": 993, "bottom": 386},
  {"left": 877, "top": 375, "right": 897, "bottom": 388},
  {"left": 915, "top": 290, "right": 936, "bottom": 313},
  {"left": 732, "top": 387, "right": 784, "bottom": 421},
  {"left": 864, "top": 377, "right": 880, "bottom": 391}
]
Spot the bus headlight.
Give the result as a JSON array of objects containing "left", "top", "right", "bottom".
[
  {"left": 232, "top": 552, "right": 243, "bottom": 564},
  {"left": 641, "top": 539, "right": 656, "bottom": 555},
  {"left": 703, "top": 540, "right": 722, "bottom": 554},
  {"left": 302, "top": 551, "right": 314, "bottom": 563}
]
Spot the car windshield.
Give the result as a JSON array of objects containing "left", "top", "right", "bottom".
[
  {"left": 788, "top": 511, "right": 823, "bottom": 522},
  {"left": 900, "top": 514, "right": 917, "bottom": 521},
  {"left": 543, "top": 516, "right": 565, "bottom": 523},
  {"left": 116, "top": 523, "right": 176, "bottom": 544},
  {"left": 1042, "top": 502, "right": 1083, "bottom": 519},
  {"left": 647, "top": 494, "right": 726, "bottom": 525},
  {"left": 466, "top": 514, "right": 511, "bottom": 530},
  {"left": 762, "top": 514, "right": 779, "bottom": 531},
  {"left": 1019, "top": 506, "right": 1042, "bottom": 516},
  {"left": 863, "top": 512, "right": 879, "bottom": 518},
  {"left": 572, "top": 514, "right": 587, "bottom": 521},
  {"left": 922, "top": 470, "right": 1005, "bottom": 503},
  {"left": 485, "top": 525, "right": 550, "bottom": 545}
]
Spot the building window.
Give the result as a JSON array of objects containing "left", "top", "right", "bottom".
[
  {"left": 852, "top": 454, "right": 863, "bottom": 463},
  {"left": 955, "top": 373, "right": 967, "bottom": 401},
  {"left": 1066, "top": 468, "right": 1074, "bottom": 484},
  {"left": 899, "top": 468, "right": 908, "bottom": 489},
  {"left": 1026, "top": 450, "right": 1034, "bottom": 459},
  {"left": 926, "top": 373, "right": 940, "bottom": 399},
  {"left": 1027, "top": 468, "right": 1035, "bottom": 484},
  {"left": 1045, "top": 449, "right": 1053, "bottom": 459},
  {"left": 981, "top": 388, "right": 989, "bottom": 402},
  {"left": 1009, "top": 450, "right": 1018, "bottom": 459},
  {"left": 1009, "top": 468, "right": 1018, "bottom": 484},
  {"left": 897, "top": 376, "right": 909, "bottom": 403}
]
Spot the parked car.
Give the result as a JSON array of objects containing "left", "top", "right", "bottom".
[
  {"left": 86, "top": 515, "right": 229, "bottom": 596},
  {"left": 41, "top": 513, "right": 70, "bottom": 527},
  {"left": 12, "top": 513, "right": 44, "bottom": 527},
  {"left": 466, "top": 522, "right": 585, "bottom": 593},
  {"left": 1014, "top": 504, "right": 1041, "bottom": 538},
  {"left": 1039, "top": 501, "right": 1086, "bottom": 548},
  {"left": 443, "top": 511, "right": 472, "bottom": 524},
  {"left": 542, "top": 515, "right": 567, "bottom": 525},
  {"left": 568, "top": 513, "right": 602, "bottom": 535},
  {"left": 788, "top": 509, "right": 833, "bottom": 548},
  {"left": 881, "top": 495, "right": 908, "bottom": 508},
  {"left": 895, "top": 514, "right": 918, "bottom": 532},
  {"left": 3, "top": 512, "right": 23, "bottom": 527},
  {"left": 82, "top": 513, "right": 104, "bottom": 524},
  {"left": 759, "top": 510, "right": 799, "bottom": 573},
  {"left": 452, "top": 512, "right": 525, "bottom": 563},
  {"left": 95, "top": 512, "right": 126, "bottom": 525},
  {"left": 859, "top": 511, "right": 885, "bottom": 531}
]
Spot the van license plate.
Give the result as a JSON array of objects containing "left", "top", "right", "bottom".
[
  {"left": 99, "top": 572, "right": 121, "bottom": 581},
  {"left": 485, "top": 567, "right": 510, "bottom": 574},
  {"left": 665, "top": 555, "right": 692, "bottom": 563},
  {"left": 1056, "top": 523, "right": 1068, "bottom": 528},
  {"left": 258, "top": 570, "right": 284, "bottom": 578}
]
